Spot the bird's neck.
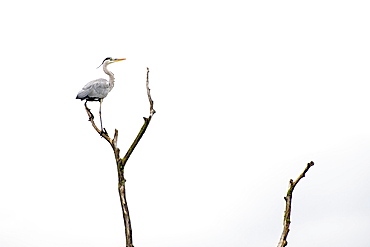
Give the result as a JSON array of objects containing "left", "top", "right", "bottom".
[{"left": 103, "top": 64, "right": 115, "bottom": 89}]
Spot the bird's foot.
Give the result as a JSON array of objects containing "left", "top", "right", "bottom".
[{"left": 100, "top": 128, "right": 108, "bottom": 137}]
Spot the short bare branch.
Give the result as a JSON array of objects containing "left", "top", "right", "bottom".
[
  {"left": 84, "top": 101, "right": 112, "bottom": 145},
  {"left": 277, "top": 161, "right": 314, "bottom": 247},
  {"left": 146, "top": 67, "right": 156, "bottom": 116}
]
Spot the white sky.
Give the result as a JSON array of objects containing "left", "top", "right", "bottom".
[{"left": 1, "top": 0, "right": 370, "bottom": 246}]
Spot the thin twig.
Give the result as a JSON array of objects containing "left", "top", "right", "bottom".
[
  {"left": 277, "top": 161, "right": 314, "bottom": 247},
  {"left": 83, "top": 68, "right": 155, "bottom": 247},
  {"left": 146, "top": 67, "right": 156, "bottom": 116}
]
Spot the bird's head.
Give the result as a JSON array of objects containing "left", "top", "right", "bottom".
[{"left": 97, "top": 57, "right": 126, "bottom": 68}]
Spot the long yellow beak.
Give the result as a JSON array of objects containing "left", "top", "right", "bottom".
[{"left": 115, "top": 58, "right": 126, "bottom": 62}]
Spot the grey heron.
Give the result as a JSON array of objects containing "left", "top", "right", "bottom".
[{"left": 76, "top": 57, "right": 126, "bottom": 134}]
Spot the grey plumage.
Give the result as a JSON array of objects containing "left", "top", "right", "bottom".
[
  {"left": 76, "top": 57, "right": 126, "bottom": 134},
  {"left": 76, "top": 78, "right": 111, "bottom": 101}
]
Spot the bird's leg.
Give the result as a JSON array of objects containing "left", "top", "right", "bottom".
[{"left": 99, "top": 99, "right": 104, "bottom": 135}]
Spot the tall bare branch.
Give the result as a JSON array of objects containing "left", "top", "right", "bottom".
[
  {"left": 83, "top": 68, "right": 155, "bottom": 247},
  {"left": 277, "top": 161, "right": 314, "bottom": 247}
]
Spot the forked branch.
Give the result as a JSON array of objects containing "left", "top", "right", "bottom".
[
  {"left": 121, "top": 68, "right": 155, "bottom": 167},
  {"left": 277, "top": 161, "right": 314, "bottom": 247},
  {"left": 84, "top": 68, "right": 155, "bottom": 247}
]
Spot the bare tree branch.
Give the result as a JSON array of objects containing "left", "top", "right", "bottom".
[
  {"left": 83, "top": 68, "right": 155, "bottom": 247},
  {"left": 121, "top": 68, "right": 155, "bottom": 167},
  {"left": 146, "top": 67, "right": 156, "bottom": 117},
  {"left": 277, "top": 161, "right": 314, "bottom": 247}
]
